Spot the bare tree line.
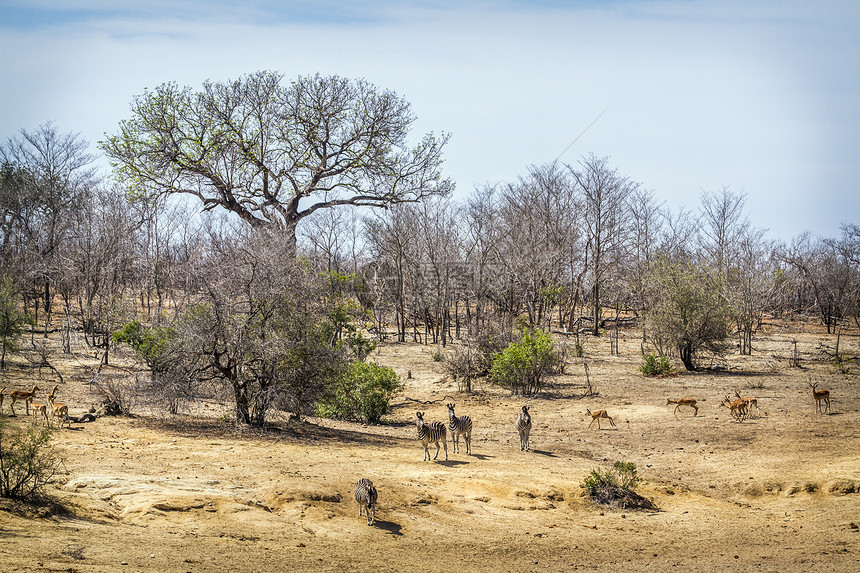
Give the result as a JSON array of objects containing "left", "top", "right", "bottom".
[{"left": 2, "top": 118, "right": 859, "bottom": 413}]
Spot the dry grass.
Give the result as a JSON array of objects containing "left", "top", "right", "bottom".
[{"left": 0, "top": 323, "right": 858, "bottom": 572}]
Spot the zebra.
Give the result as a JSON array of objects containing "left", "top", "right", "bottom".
[
  {"left": 516, "top": 405, "right": 532, "bottom": 451},
  {"left": 447, "top": 403, "right": 473, "bottom": 455},
  {"left": 416, "top": 411, "right": 448, "bottom": 461},
  {"left": 354, "top": 478, "right": 378, "bottom": 526}
]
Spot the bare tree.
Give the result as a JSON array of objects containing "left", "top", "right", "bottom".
[
  {"left": 785, "top": 233, "right": 856, "bottom": 334},
  {"left": 698, "top": 187, "right": 749, "bottom": 276},
  {"left": 568, "top": 155, "right": 637, "bottom": 335},
  {"left": 497, "top": 163, "right": 577, "bottom": 330},
  {"left": 364, "top": 204, "right": 417, "bottom": 342},
  {"left": 0, "top": 122, "right": 97, "bottom": 328},
  {"left": 462, "top": 184, "right": 504, "bottom": 338}
]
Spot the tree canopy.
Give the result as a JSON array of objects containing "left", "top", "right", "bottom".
[{"left": 101, "top": 71, "right": 453, "bottom": 253}]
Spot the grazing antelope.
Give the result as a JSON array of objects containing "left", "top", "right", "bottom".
[
  {"left": 415, "top": 412, "right": 448, "bottom": 461},
  {"left": 666, "top": 398, "right": 698, "bottom": 417},
  {"left": 516, "top": 405, "right": 532, "bottom": 451},
  {"left": 447, "top": 403, "right": 473, "bottom": 455},
  {"left": 587, "top": 408, "right": 616, "bottom": 429},
  {"left": 721, "top": 395, "right": 748, "bottom": 421},
  {"left": 7, "top": 386, "right": 39, "bottom": 416},
  {"left": 809, "top": 382, "right": 831, "bottom": 414},
  {"left": 47, "top": 386, "right": 70, "bottom": 428},
  {"left": 354, "top": 478, "right": 378, "bottom": 526},
  {"left": 734, "top": 390, "right": 759, "bottom": 417}
]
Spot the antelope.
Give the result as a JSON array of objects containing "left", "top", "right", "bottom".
[
  {"left": 0, "top": 387, "right": 5, "bottom": 412},
  {"left": 721, "top": 395, "right": 748, "bottom": 421},
  {"left": 587, "top": 408, "right": 616, "bottom": 429},
  {"left": 809, "top": 382, "right": 830, "bottom": 414},
  {"left": 7, "top": 385, "right": 39, "bottom": 416},
  {"left": 666, "top": 398, "right": 698, "bottom": 417},
  {"left": 29, "top": 394, "right": 50, "bottom": 425},
  {"left": 734, "top": 390, "right": 759, "bottom": 417},
  {"left": 48, "top": 386, "right": 70, "bottom": 428}
]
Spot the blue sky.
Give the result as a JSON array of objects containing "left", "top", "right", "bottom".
[{"left": 1, "top": 0, "right": 858, "bottom": 241}]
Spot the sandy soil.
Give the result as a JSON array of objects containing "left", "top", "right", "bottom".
[{"left": 0, "top": 323, "right": 858, "bottom": 572}]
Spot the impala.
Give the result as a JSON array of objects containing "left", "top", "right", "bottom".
[
  {"left": 720, "top": 395, "right": 748, "bottom": 421},
  {"left": 666, "top": 398, "right": 698, "bottom": 417},
  {"left": 48, "top": 386, "right": 70, "bottom": 428},
  {"left": 7, "top": 386, "right": 39, "bottom": 416},
  {"left": 734, "top": 390, "right": 759, "bottom": 417},
  {"left": 587, "top": 408, "right": 616, "bottom": 429},
  {"left": 809, "top": 382, "right": 831, "bottom": 414},
  {"left": 29, "top": 394, "right": 50, "bottom": 425}
]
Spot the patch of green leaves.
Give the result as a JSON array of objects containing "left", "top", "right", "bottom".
[{"left": 639, "top": 353, "right": 673, "bottom": 377}]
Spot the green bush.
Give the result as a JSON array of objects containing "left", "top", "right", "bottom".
[
  {"left": 639, "top": 353, "right": 672, "bottom": 377},
  {"left": 0, "top": 418, "right": 63, "bottom": 500},
  {"left": 489, "top": 328, "right": 560, "bottom": 396},
  {"left": 315, "top": 362, "right": 403, "bottom": 424},
  {"left": 582, "top": 461, "right": 651, "bottom": 509},
  {"left": 113, "top": 321, "right": 177, "bottom": 372}
]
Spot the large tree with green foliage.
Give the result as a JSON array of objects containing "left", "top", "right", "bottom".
[
  {"left": 101, "top": 71, "right": 452, "bottom": 254},
  {"left": 644, "top": 256, "right": 731, "bottom": 371}
]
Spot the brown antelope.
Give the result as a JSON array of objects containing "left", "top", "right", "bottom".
[
  {"left": 734, "top": 390, "right": 759, "bottom": 417},
  {"left": 48, "top": 386, "right": 70, "bottom": 428},
  {"left": 666, "top": 398, "right": 698, "bottom": 417},
  {"left": 29, "top": 394, "right": 50, "bottom": 425},
  {"left": 587, "top": 408, "right": 616, "bottom": 429},
  {"left": 7, "top": 386, "right": 39, "bottom": 416},
  {"left": 809, "top": 382, "right": 831, "bottom": 414},
  {"left": 721, "top": 395, "right": 748, "bottom": 421}
]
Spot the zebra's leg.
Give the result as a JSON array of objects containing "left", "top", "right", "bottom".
[
  {"left": 451, "top": 433, "right": 458, "bottom": 454},
  {"left": 465, "top": 431, "right": 471, "bottom": 455},
  {"left": 442, "top": 437, "right": 448, "bottom": 460}
]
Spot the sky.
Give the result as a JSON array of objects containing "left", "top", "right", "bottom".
[{"left": 0, "top": 0, "right": 858, "bottom": 242}]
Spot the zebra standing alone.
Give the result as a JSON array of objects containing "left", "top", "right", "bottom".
[
  {"left": 516, "top": 405, "right": 532, "bottom": 451},
  {"left": 416, "top": 411, "right": 448, "bottom": 461},
  {"left": 354, "top": 478, "right": 378, "bottom": 526},
  {"left": 447, "top": 403, "right": 473, "bottom": 454}
]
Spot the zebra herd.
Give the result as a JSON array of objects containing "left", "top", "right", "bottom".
[
  {"left": 414, "top": 403, "right": 474, "bottom": 461},
  {"left": 355, "top": 402, "right": 514, "bottom": 525}
]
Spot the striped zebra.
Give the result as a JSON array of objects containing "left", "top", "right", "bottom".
[
  {"left": 447, "top": 403, "right": 473, "bottom": 454},
  {"left": 516, "top": 405, "right": 531, "bottom": 451},
  {"left": 354, "top": 478, "right": 377, "bottom": 526},
  {"left": 416, "top": 411, "right": 448, "bottom": 461}
]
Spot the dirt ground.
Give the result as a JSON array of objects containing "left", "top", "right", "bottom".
[{"left": 0, "top": 322, "right": 858, "bottom": 572}]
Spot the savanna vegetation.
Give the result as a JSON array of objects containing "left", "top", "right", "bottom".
[{"left": 0, "top": 71, "right": 859, "bottom": 572}]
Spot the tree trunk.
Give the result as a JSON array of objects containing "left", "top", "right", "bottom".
[
  {"left": 234, "top": 382, "right": 252, "bottom": 425},
  {"left": 679, "top": 343, "right": 695, "bottom": 371}
]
